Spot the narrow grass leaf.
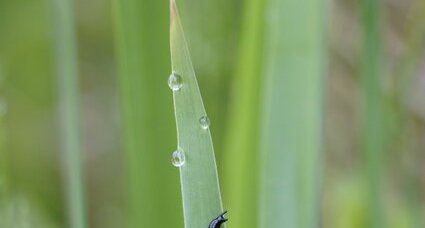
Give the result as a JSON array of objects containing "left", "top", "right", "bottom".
[
  {"left": 169, "top": 0, "right": 225, "bottom": 227},
  {"left": 0, "top": 96, "right": 6, "bottom": 201},
  {"left": 113, "top": 0, "right": 181, "bottom": 226},
  {"left": 51, "top": 0, "right": 86, "bottom": 227},
  {"left": 223, "top": 0, "right": 265, "bottom": 227},
  {"left": 259, "top": 0, "right": 326, "bottom": 227},
  {"left": 359, "top": 0, "right": 386, "bottom": 227}
]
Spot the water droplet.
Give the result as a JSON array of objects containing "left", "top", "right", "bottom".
[
  {"left": 168, "top": 72, "right": 183, "bottom": 91},
  {"left": 171, "top": 148, "right": 185, "bottom": 167},
  {"left": 199, "top": 116, "right": 210, "bottom": 130}
]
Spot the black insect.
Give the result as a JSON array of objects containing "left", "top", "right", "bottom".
[{"left": 208, "top": 211, "right": 228, "bottom": 228}]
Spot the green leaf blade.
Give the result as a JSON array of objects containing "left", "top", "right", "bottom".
[
  {"left": 113, "top": 0, "right": 182, "bottom": 227},
  {"left": 51, "top": 0, "right": 86, "bottom": 227},
  {"left": 222, "top": 0, "right": 265, "bottom": 227},
  {"left": 170, "top": 0, "right": 225, "bottom": 227},
  {"left": 259, "top": 0, "right": 326, "bottom": 227},
  {"left": 359, "top": 0, "right": 386, "bottom": 227}
]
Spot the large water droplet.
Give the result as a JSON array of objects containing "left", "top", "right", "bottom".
[
  {"left": 171, "top": 148, "right": 185, "bottom": 167},
  {"left": 199, "top": 116, "right": 210, "bottom": 130},
  {"left": 168, "top": 72, "right": 183, "bottom": 91}
]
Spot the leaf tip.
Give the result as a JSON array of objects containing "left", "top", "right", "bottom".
[{"left": 170, "top": 0, "right": 177, "bottom": 25}]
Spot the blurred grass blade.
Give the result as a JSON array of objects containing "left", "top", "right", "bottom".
[
  {"left": 0, "top": 97, "right": 6, "bottom": 201},
  {"left": 51, "top": 0, "right": 86, "bottom": 227},
  {"left": 113, "top": 0, "right": 181, "bottom": 226},
  {"left": 0, "top": 73, "right": 6, "bottom": 201},
  {"left": 259, "top": 0, "right": 326, "bottom": 227},
  {"left": 222, "top": 0, "right": 265, "bottom": 227},
  {"left": 169, "top": 0, "right": 225, "bottom": 227},
  {"left": 359, "top": 0, "right": 386, "bottom": 227}
]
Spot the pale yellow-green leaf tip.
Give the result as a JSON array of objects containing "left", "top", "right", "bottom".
[{"left": 170, "top": 0, "right": 177, "bottom": 31}]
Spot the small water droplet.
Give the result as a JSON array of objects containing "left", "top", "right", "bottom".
[
  {"left": 199, "top": 116, "right": 210, "bottom": 130},
  {"left": 168, "top": 72, "right": 183, "bottom": 91},
  {"left": 171, "top": 148, "right": 185, "bottom": 167}
]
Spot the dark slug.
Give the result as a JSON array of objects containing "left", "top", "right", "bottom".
[{"left": 208, "top": 211, "right": 228, "bottom": 228}]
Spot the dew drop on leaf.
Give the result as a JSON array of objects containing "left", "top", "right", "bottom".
[
  {"left": 168, "top": 72, "right": 183, "bottom": 91},
  {"left": 171, "top": 148, "right": 186, "bottom": 167},
  {"left": 199, "top": 116, "right": 210, "bottom": 130}
]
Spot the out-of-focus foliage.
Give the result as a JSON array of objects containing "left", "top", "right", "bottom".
[
  {"left": 0, "top": 0, "right": 424, "bottom": 227},
  {"left": 113, "top": 0, "right": 181, "bottom": 226}
]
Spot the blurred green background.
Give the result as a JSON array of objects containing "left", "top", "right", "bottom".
[{"left": 0, "top": 0, "right": 424, "bottom": 227}]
